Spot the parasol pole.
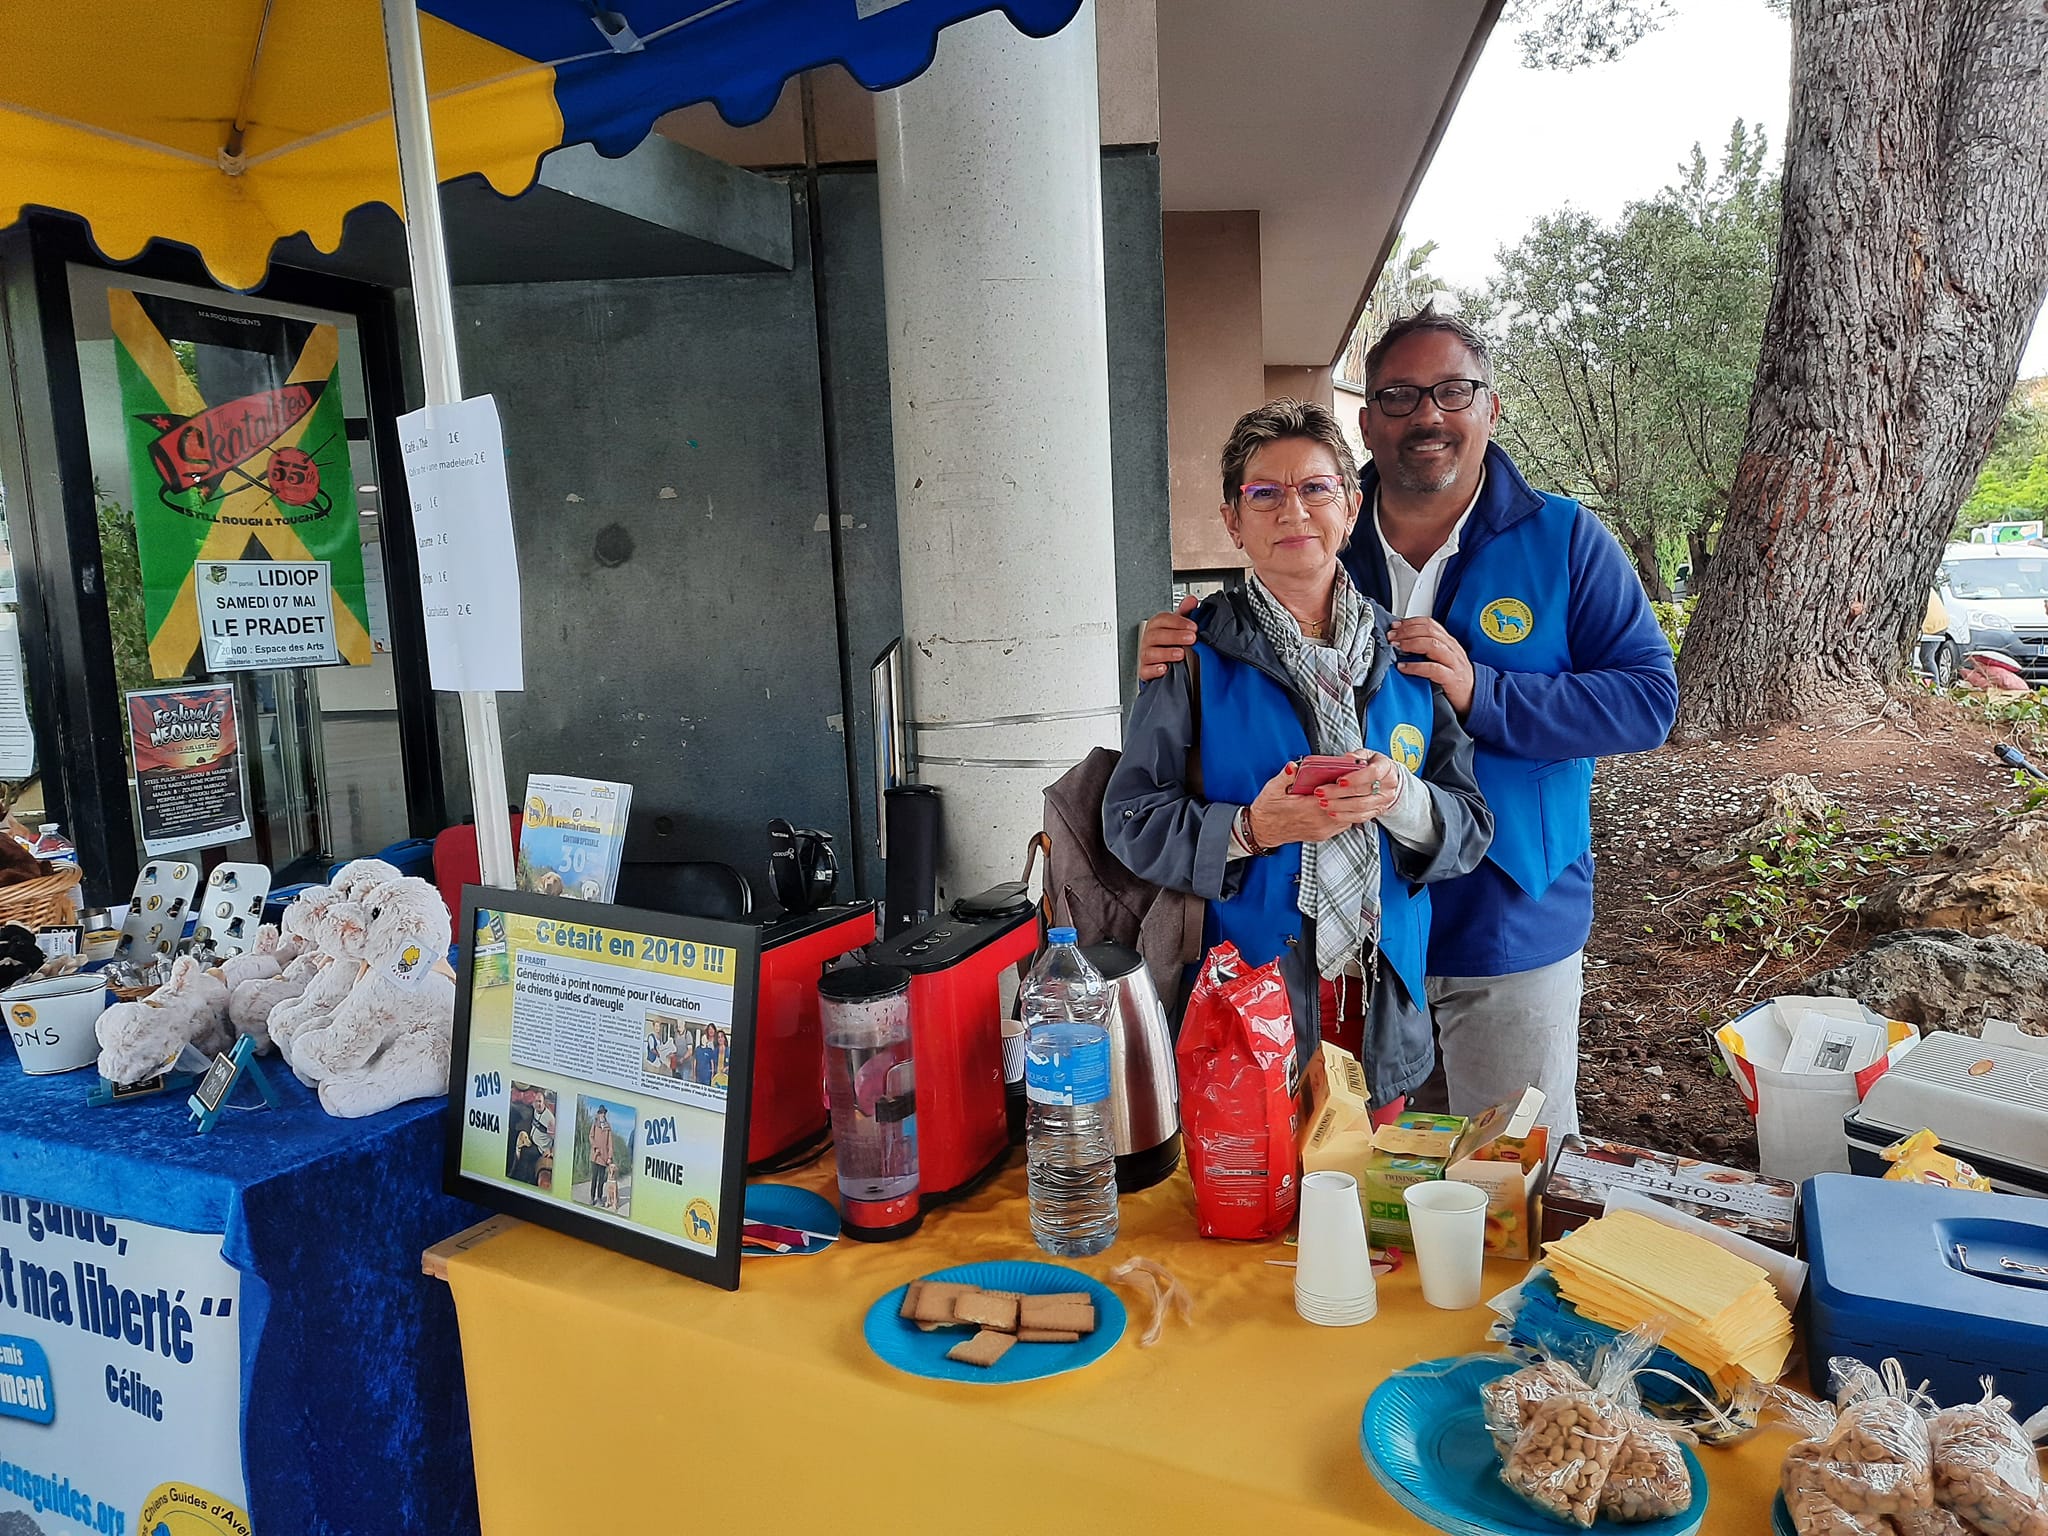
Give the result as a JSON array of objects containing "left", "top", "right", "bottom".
[{"left": 379, "top": 0, "right": 516, "bottom": 890}]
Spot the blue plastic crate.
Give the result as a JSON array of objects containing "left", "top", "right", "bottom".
[{"left": 1805, "top": 1172, "right": 2048, "bottom": 1416}]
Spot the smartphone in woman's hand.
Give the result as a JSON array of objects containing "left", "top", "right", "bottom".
[{"left": 1288, "top": 755, "right": 1364, "bottom": 795}]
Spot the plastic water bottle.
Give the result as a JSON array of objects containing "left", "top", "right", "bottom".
[
  {"left": 1022, "top": 928, "right": 1119, "bottom": 1257},
  {"left": 27, "top": 824, "right": 75, "bottom": 866}
]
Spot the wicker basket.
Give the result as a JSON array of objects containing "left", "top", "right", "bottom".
[{"left": 0, "top": 866, "right": 82, "bottom": 930}]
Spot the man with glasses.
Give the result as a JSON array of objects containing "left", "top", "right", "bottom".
[{"left": 1138, "top": 306, "right": 1675, "bottom": 1135}]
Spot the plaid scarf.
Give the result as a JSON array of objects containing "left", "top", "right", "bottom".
[{"left": 1245, "top": 572, "right": 1382, "bottom": 982}]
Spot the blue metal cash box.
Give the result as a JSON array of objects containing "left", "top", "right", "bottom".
[{"left": 1804, "top": 1172, "right": 2048, "bottom": 1416}]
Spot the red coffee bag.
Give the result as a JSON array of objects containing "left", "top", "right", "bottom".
[{"left": 1177, "top": 943, "right": 1302, "bottom": 1240}]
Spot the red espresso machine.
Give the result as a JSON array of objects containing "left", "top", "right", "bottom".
[
  {"left": 750, "top": 901, "right": 877, "bottom": 1167},
  {"left": 867, "top": 885, "right": 1040, "bottom": 1203}
]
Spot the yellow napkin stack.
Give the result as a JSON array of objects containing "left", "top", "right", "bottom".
[{"left": 1542, "top": 1209, "right": 1794, "bottom": 1393}]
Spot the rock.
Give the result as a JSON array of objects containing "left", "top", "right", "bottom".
[
  {"left": 1691, "top": 773, "right": 1837, "bottom": 870},
  {"left": 1866, "top": 807, "right": 2048, "bottom": 944},
  {"left": 1806, "top": 929, "right": 2048, "bottom": 1036}
]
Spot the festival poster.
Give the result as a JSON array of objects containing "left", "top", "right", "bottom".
[
  {"left": 109, "top": 288, "right": 371, "bottom": 679},
  {"left": 0, "top": 1191, "right": 249, "bottom": 1536},
  {"left": 457, "top": 911, "right": 739, "bottom": 1254},
  {"left": 126, "top": 687, "right": 253, "bottom": 858}
]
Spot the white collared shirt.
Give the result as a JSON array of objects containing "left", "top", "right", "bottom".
[{"left": 1374, "top": 469, "right": 1485, "bottom": 619}]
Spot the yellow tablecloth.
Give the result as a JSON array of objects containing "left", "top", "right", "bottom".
[{"left": 438, "top": 1160, "right": 1786, "bottom": 1534}]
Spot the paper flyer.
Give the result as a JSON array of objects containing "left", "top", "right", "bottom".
[
  {"left": 0, "top": 1192, "right": 248, "bottom": 1536},
  {"left": 516, "top": 775, "right": 632, "bottom": 904},
  {"left": 458, "top": 910, "right": 737, "bottom": 1253},
  {"left": 0, "top": 614, "right": 33, "bottom": 780},
  {"left": 126, "top": 686, "right": 253, "bottom": 857},
  {"left": 195, "top": 558, "right": 341, "bottom": 671}
]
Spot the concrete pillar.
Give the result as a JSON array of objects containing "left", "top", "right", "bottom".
[{"left": 875, "top": 2, "right": 1122, "bottom": 904}]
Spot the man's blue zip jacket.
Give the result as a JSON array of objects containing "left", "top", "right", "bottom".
[{"left": 1343, "top": 443, "right": 1677, "bottom": 978}]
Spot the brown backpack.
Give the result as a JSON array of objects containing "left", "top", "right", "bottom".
[{"left": 1031, "top": 675, "right": 1207, "bottom": 1011}]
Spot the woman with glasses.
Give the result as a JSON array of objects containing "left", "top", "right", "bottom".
[{"left": 1104, "top": 399, "right": 1493, "bottom": 1110}]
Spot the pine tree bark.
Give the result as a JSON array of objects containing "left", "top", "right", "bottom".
[{"left": 1672, "top": 0, "right": 2048, "bottom": 738}]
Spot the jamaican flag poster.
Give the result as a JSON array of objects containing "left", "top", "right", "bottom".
[{"left": 110, "top": 288, "right": 372, "bottom": 678}]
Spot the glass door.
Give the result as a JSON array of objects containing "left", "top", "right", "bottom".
[{"left": 68, "top": 264, "right": 411, "bottom": 884}]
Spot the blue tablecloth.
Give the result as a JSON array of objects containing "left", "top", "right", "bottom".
[{"left": 0, "top": 1054, "right": 485, "bottom": 1536}]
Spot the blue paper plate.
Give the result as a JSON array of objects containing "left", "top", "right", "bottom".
[
  {"left": 742, "top": 1183, "right": 840, "bottom": 1256},
  {"left": 863, "top": 1259, "right": 1125, "bottom": 1386},
  {"left": 1360, "top": 1355, "right": 1710, "bottom": 1536}
]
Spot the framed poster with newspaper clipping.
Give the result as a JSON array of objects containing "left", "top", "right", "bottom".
[{"left": 444, "top": 888, "right": 758, "bottom": 1290}]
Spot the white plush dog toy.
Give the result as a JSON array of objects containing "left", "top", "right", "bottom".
[
  {"left": 293, "top": 875, "right": 456, "bottom": 1118},
  {"left": 230, "top": 892, "right": 331, "bottom": 1052},
  {"left": 266, "top": 861, "right": 397, "bottom": 1070},
  {"left": 94, "top": 955, "right": 232, "bottom": 1085},
  {"left": 211, "top": 924, "right": 285, "bottom": 992}
]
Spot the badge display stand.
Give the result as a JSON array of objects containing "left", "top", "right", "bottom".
[{"left": 187, "top": 1035, "right": 280, "bottom": 1132}]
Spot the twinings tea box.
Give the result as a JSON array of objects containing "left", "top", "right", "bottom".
[
  {"left": 1366, "top": 1092, "right": 1542, "bottom": 1248},
  {"left": 1364, "top": 1111, "right": 1468, "bottom": 1246},
  {"left": 1448, "top": 1089, "right": 1548, "bottom": 1260}
]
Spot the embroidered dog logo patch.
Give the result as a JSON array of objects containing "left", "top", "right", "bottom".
[
  {"left": 1389, "top": 723, "right": 1426, "bottom": 772},
  {"left": 1480, "top": 598, "right": 1534, "bottom": 645}
]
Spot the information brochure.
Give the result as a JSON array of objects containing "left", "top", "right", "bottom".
[
  {"left": 517, "top": 774, "right": 632, "bottom": 903},
  {"left": 126, "top": 685, "right": 254, "bottom": 856},
  {"left": 452, "top": 897, "right": 757, "bottom": 1287}
]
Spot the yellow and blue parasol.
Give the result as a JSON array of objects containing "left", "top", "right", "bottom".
[
  {"left": 4, "top": 0, "right": 1085, "bottom": 887},
  {"left": 1, "top": 0, "right": 1087, "bottom": 290}
]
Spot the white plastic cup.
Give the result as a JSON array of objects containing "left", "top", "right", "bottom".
[
  {"left": 1000, "top": 1016, "right": 1027, "bottom": 1085},
  {"left": 1404, "top": 1179, "right": 1489, "bottom": 1309},
  {"left": 1295, "top": 1170, "right": 1376, "bottom": 1324},
  {"left": 3, "top": 972, "right": 110, "bottom": 1074}
]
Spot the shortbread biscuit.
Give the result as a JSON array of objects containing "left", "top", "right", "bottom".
[
  {"left": 946, "top": 1329, "right": 1018, "bottom": 1368},
  {"left": 954, "top": 1292, "right": 1020, "bottom": 1332},
  {"left": 1018, "top": 1297, "right": 1096, "bottom": 1334}
]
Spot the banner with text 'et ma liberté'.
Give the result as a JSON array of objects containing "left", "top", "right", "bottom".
[{"left": 0, "top": 1191, "right": 248, "bottom": 1536}]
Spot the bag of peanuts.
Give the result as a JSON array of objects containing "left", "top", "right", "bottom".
[
  {"left": 1496, "top": 1329, "right": 1695, "bottom": 1527},
  {"left": 1483, "top": 1359, "right": 1587, "bottom": 1457},
  {"left": 1772, "top": 1359, "right": 1937, "bottom": 1536},
  {"left": 1926, "top": 1379, "right": 2048, "bottom": 1536}
]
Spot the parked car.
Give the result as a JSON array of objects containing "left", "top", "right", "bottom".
[
  {"left": 1935, "top": 541, "right": 2048, "bottom": 686},
  {"left": 1917, "top": 586, "right": 1965, "bottom": 687}
]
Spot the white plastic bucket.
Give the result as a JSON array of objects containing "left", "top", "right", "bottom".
[
  {"left": 1716, "top": 996, "right": 1918, "bottom": 1183},
  {"left": 3, "top": 972, "right": 109, "bottom": 1074}
]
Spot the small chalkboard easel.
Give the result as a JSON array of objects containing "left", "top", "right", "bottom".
[{"left": 187, "top": 1036, "right": 279, "bottom": 1132}]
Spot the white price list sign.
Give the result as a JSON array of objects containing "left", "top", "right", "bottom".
[{"left": 397, "top": 395, "right": 525, "bottom": 692}]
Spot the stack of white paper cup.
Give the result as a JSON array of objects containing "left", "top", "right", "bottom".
[
  {"left": 1404, "top": 1179, "right": 1489, "bottom": 1309},
  {"left": 1000, "top": 1016, "right": 1027, "bottom": 1084},
  {"left": 1294, "top": 1170, "right": 1377, "bottom": 1326}
]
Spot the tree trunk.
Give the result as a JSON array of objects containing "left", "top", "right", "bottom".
[
  {"left": 1686, "top": 526, "right": 1713, "bottom": 591},
  {"left": 1673, "top": 0, "right": 2048, "bottom": 739},
  {"left": 1624, "top": 525, "right": 1673, "bottom": 603}
]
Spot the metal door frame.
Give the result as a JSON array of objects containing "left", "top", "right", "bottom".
[{"left": 0, "top": 215, "right": 445, "bottom": 900}]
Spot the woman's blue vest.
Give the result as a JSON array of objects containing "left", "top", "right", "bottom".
[
  {"left": 1441, "top": 493, "right": 1590, "bottom": 897},
  {"left": 1190, "top": 641, "right": 1437, "bottom": 1005}
]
